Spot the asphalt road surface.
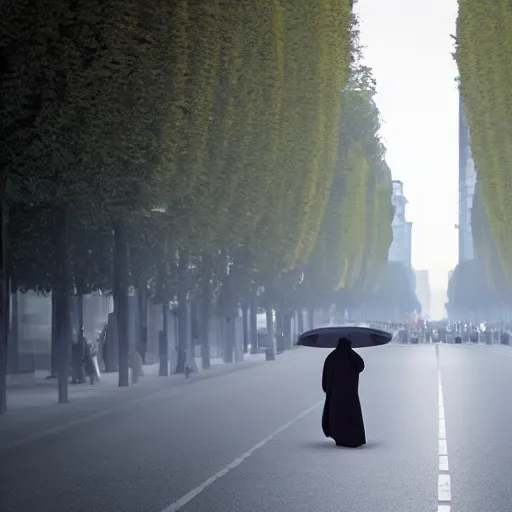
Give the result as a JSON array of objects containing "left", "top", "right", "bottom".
[{"left": 2, "top": 343, "right": 512, "bottom": 512}]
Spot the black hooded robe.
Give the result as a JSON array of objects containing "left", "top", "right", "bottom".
[{"left": 321, "top": 345, "right": 366, "bottom": 447}]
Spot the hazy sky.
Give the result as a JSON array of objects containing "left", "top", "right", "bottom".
[{"left": 355, "top": 0, "right": 459, "bottom": 318}]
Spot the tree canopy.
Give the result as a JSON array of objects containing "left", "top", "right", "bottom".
[
  {"left": 0, "top": 0, "right": 398, "bottom": 410},
  {"left": 455, "top": 1, "right": 512, "bottom": 278}
]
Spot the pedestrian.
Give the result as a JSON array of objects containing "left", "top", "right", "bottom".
[
  {"left": 83, "top": 331, "right": 100, "bottom": 385},
  {"left": 321, "top": 337, "right": 366, "bottom": 448}
]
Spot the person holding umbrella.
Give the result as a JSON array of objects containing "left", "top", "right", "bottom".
[
  {"left": 321, "top": 338, "right": 366, "bottom": 448},
  {"left": 297, "top": 325, "right": 392, "bottom": 448}
]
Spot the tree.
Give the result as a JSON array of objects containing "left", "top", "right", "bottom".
[
  {"left": 365, "top": 262, "right": 421, "bottom": 321},
  {"left": 455, "top": 2, "right": 512, "bottom": 277},
  {"left": 446, "top": 259, "right": 495, "bottom": 319},
  {"left": 299, "top": 60, "right": 393, "bottom": 314},
  {"left": 471, "top": 180, "right": 511, "bottom": 304},
  {"left": 0, "top": 0, "right": 391, "bottom": 410}
]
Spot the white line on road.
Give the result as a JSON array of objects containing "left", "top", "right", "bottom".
[
  {"left": 437, "top": 345, "right": 451, "bottom": 512},
  {"left": 439, "top": 419, "right": 446, "bottom": 439},
  {"left": 160, "top": 400, "right": 324, "bottom": 512},
  {"left": 3, "top": 360, "right": 275, "bottom": 451},
  {"left": 438, "top": 474, "right": 452, "bottom": 501},
  {"left": 439, "top": 455, "right": 449, "bottom": 471}
]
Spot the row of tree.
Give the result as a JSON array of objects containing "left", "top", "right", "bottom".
[
  {"left": 455, "top": 1, "right": 512, "bottom": 286},
  {"left": 446, "top": 185, "right": 510, "bottom": 317},
  {"left": 0, "top": 1, "right": 400, "bottom": 413}
]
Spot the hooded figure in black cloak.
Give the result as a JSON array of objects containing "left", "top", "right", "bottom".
[{"left": 321, "top": 337, "right": 366, "bottom": 447}]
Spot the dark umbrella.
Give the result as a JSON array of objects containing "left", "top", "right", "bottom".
[{"left": 296, "top": 326, "right": 392, "bottom": 349}]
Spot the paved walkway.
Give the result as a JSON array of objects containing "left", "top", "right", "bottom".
[
  {"left": 5, "top": 355, "right": 266, "bottom": 410},
  {"left": 0, "top": 353, "right": 272, "bottom": 449}
]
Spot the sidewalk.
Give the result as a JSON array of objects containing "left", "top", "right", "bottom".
[
  {"left": 0, "top": 353, "right": 269, "bottom": 450},
  {"left": 5, "top": 356, "right": 228, "bottom": 408}
]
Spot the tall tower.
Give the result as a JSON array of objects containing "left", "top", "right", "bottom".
[{"left": 388, "top": 180, "right": 412, "bottom": 267}]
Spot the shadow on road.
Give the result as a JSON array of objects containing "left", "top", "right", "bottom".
[{"left": 300, "top": 440, "right": 384, "bottom": 450}]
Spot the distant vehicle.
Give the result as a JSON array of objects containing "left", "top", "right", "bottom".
[
  {"left": 410, "top": 332, "right": 419, "bottom": 344},
  {"left": 470, "top": 331, "right": 479, "bottom": 343}
]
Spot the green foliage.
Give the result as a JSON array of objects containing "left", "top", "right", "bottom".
[
  {"left": 471, "top": 180, "right": 510, "bottom": 301},
  {"left": 367, "top": 262, "right": 421, "bottom": 317},
  {"left": 299, "top": 63, "right": 394, "bottom": 309},
  {"left": 1, "top": 0, "right": 392, "bottom": 315},
  {"left": 446, "top": 259, "right": 495, "bottom": 315},
  {"left": 455, "top": 1, "right": 512, "bottom": 276}
]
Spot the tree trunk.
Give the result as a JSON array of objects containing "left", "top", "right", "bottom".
[
  {"left": 200, "top": 254, "right": 211, "bottom": 370},
  {"left": 113, "top": 219, "right": 129, "bottom": 387},
  {"left": 138, "top": 284, "right": 148, "bottom": 364},
  {"left": 307, "top": 305, "right": 314, "bottom": 330},
  {"left": 53, "top": 206, "right": 71, "bottom": 403},
  {"left": 265, "top": 306, "right": 275, "bottom": 360},
  {"left": 175, "top": 250, "right": 188, "bottom": 374},
  {"left": 275, "top": 307, "right": 284, "bottom": 354},
  {"left": 297, "top": 308, "right": 304, "bottom": 334},
  {"left": 224, "top": 315, "right": 235, "bottom": 363},
  {"left": 77, "top": 293, "right": 84, "bottom": 341},
  {"left": 50, "top": 290, "right": 58, "bottom": 376},
  {"left": 249, "top": 293, "right": 258, "bottom": 354},
  {"left": 159, "top": 302, "right": 169, "bottom": 376},
  {"left": 8, "top": 279, "right": 19, "bottom": 374},
  {"left": 283, "top": 310, "right": 292, "bottom": 349},
  {"left": 0, "top": 195, "right": 10, "bottom": 414},
  {"left": 242, "top": 303, "right": 249, "bottom": 354}
]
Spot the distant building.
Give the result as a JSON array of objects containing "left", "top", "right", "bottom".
[
  {"left": 415, "top": 270, "right": 431, "bottom": 318},
  {"left": 388, "top": 180, "right": 412, "bottom": 267},
  {"left": 458, "top": 93, "right": 476, "bottom": 263},
  {"left": 405, "top": 222, "right": 413, "bottom": 269}
]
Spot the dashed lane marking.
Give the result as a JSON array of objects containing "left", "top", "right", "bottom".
[
  {"left": 437, "top": 345, "right": 451, "bottom": 512},
  {"left": 159, "top": 400, "right": 324, "bottom": 512}
]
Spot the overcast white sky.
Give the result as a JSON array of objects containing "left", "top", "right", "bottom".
[{"left": 355, "top": 0, "right": 459, "bottom": 318}]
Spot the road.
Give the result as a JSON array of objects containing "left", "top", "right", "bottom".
[{"left": 1, "top": 343, "right": 512, "bottom": 512}]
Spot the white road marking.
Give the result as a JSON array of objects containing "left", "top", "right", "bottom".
[
  {"left": 160, "top": 400, "right": 324, "bottom": 512},
  {"left": 438, "top": 474, "right": 452, "bottom": 501},
  {"left": 439, "top": 419, "right": 446, "bottom": 439},
  {"left": 4, "top": 360, "right": 272, "bottom": 451},
  {"left": 437, "top": 346, "right": 452, "bottom": 512}
]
